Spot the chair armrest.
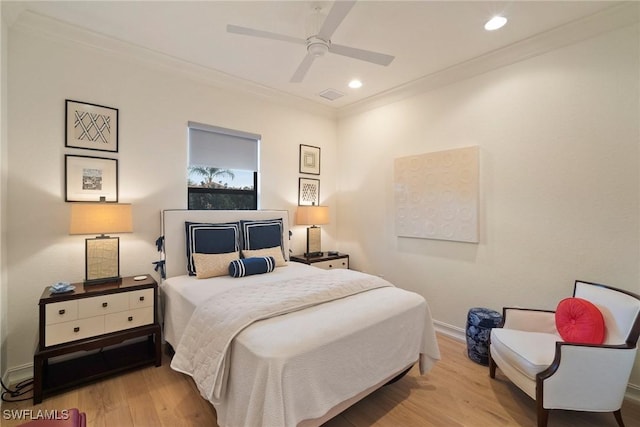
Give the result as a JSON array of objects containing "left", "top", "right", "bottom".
[
  {"left": 501, "top": 307, "right": 557, "bottom": 334},
  {"left": 537, "top": 342, "right": 637, "bottom": 411}
]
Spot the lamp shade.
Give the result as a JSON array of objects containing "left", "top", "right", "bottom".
[
  {"left": 296, "top": 205, "right": 329, "bottom": 226},
  {"left": 70, "top": 203, "right": 133, "bottom": 235}
]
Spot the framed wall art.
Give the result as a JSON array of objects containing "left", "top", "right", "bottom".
[
  {"left": 65, "top": 100, "right": 119, "bottom": 152},
  {"left": 298, "top": 177, "right": 320, "bottom": 206},
  {"left": 394, "top": 146, "right": 479, "bottom": 243},
  {"left": 65, "top": 155, "right": 118, "bottom": 202},
  {"left": 299, "top": 144, "right": 320, "bottom": 175}
]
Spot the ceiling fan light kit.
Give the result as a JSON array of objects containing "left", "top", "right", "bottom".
[
  {"left": 226, "top": 0, "right": 394, "bottom": 83},
  {"left": 307, "top": 37, "right": 330, "bottom": 57}
]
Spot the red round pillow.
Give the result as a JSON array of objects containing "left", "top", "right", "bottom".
[{"left": 555, "top": 297, "right": 605, "bottom": 344}]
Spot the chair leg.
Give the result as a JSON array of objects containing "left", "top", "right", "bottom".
[
  {"left": 613, "top": 409, "right": 625, "bottom": 427},
  {"left": 537, "top": 401, "right": 549, "bottom": 427},
  {"left": 489, "top": 354, "right": 496, "bottom": 378}
]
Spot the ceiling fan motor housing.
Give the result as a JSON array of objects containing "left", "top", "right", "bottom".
[{"left": 307, "top": 36, "right": 330, "bottom": 57}]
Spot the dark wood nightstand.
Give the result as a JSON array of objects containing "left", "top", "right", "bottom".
[
  {"left": 33, "top": 275, "right": 162, "bottom": 404},
  {"left": 290, "top": 252, "right": 349, "bottom": 270}
]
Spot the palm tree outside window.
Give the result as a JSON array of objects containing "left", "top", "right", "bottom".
[
  {"left": 188, "top": 166, "right": 257, "bottom": 210},
  {"left": 187, "top": 122, "right": 260, "bottom": 210}
]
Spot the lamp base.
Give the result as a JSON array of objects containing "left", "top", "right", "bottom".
[
  {"left": 85, "top": 236, "right": 121, "bottom": 285},
  {"left": 306, "top": 226, "right": 322, "bottom": 257}
]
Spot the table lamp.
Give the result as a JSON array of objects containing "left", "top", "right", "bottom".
[
  {"left": 296, "top": 205, "right": 329, "bottom": 257},
  {"left": 70, "top": 201, "right": 132, "bottom": 284}
]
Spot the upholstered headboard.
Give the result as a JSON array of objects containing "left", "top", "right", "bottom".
[{"left": 161, "top": 209, "right": 290, "bottom": 279}]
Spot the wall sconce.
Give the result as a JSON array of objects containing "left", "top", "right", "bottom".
[
  {"left": 69, "top": 202, "right": 133, "bottom": 285},
  {"left": 296, "top": 205, "right": 329, "bottom": 257}
]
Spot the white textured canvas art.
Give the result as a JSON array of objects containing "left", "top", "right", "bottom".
[{"left": 394, "top": 146, "right": 479, "bottom": 243}]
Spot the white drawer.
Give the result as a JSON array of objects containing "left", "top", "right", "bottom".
[
  {"left": 78, "top": 292, "right": 129, "bottom": 318},
  {"left": 104, "top": 307, "right": 154, "bottom": 334},
  {"left": 45, "top": 316, "right": 104, "bottom": 347},
  {"left": 45, "top": 300, "right": 78, "bottom": 325},
  {"left": 313, "top": 258, "right": 349, "bottom": 270},
  {"left": 128, "top": 289, "right": 154, "bottom": 309}
]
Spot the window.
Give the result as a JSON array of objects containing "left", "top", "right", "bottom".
[{"left": 188, "top": 122, "right": 260, "bottom": 210}]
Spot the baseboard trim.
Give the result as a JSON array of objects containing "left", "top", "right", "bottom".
[
  {"left": 626, "top": 383, "right": 640, "bottom": 403},
  {"left": 433, "top": 319, "right": 465, "bottom": 342},
  {"left": 2, "top": 362, "right": 32, "bottom": 388}
]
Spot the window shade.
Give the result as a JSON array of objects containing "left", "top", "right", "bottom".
[{"left": 188, "top": 122, "right": 260, "bottom": 171}]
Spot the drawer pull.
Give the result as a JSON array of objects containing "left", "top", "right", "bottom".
[
  {"left": 73, "top": 327, "right": 80, "bottom": 333},
  {"left": 102, "top": 302, "right": 108, "bottom": 308},
  {"left": 329, "top": 264, "right": 333, "bottom": 268},
  {"left": 139, "top": 296, "right": 145, "bottom": 301},
  {"left": 128, "top": 316, "right": 133, "bottom": 322},
  {"left": 58, "top": 309, "right": 66, "bottom": 315}
]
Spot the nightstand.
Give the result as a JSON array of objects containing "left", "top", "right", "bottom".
[
  {"left": 33, "top": 275, "right": 162, "bottom": 404},
  {"left": 290, "top": 252, "right": 349, "bottom": 270}
]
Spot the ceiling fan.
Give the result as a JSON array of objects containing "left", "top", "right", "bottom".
[{"left": 227, "top": 0, "right": 394, "bottom": 83}]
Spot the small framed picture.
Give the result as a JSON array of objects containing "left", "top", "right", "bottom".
[
  {"left": 65, "top": 155, "right": 118, "bottom": 202},
  {"left": 65, "top": 100, "right": 118, "bottom": 152},
  {"left": 298, "top": 178, "right": 320, "bottom": 206},
  {"left": 299, "top": 144, "right": 320, "bottom": 175}
]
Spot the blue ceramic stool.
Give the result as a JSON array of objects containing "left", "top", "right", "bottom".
[{"left": 466, "top": 307, "right": 502, "bottom": 365}]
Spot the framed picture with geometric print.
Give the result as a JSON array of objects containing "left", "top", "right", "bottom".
[
  {"left": 65, "top": 100, "right": 118, "bottom": 153},
  {"left": 298, "top": 178, "right": 320, "bottom": 206},
  {"left": 299, "top": 144, "right": 320, "bottom": 175}
]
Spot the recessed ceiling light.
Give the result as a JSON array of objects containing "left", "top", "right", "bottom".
[
  {"left": 484, "top": 16, "right": 507, "bottom": 31},
  {"left": 348, "top": 79, "right": 363, "bottom": 89}
]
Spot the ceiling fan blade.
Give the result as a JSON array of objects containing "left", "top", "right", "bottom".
[
  {"left": 227, "top": 24, "right": 306, "bottom": 45},
  {"left": 290, "top": 53, "right": 316, "bottom": 83},
  {"left": 329, "top": 43, "right": 394, "bottom": 66},
  {"left": 317, "top": 0, "right": 357, "bottom": 41}
]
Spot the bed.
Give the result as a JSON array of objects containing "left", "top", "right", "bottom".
[{"left": 161, "top": 209, "right": 440, "bottom": 427}]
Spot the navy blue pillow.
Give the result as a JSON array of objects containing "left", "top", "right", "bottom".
[
  {"left": 240, "top": 219, "right": 283, "bottom": 251},
  {"left": 185, "top": 221, "right": 239, "bottom": 276},
  {"left": 229, "top": 256, "right": 276, "bottom": 278}
]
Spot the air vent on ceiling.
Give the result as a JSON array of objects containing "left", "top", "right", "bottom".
[{"left": 318, "top": 89, "right": 345, "bottom": 101}]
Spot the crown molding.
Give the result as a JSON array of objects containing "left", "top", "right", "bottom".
[
  {"left": 11, "top": 10, "right": 337, "bottom": 120},
  {"left": 337, "top": 2, "right": 640, "bottom": 119},
  {"left": 1, "top": 2, "right": 26, "bottom": 27},
  {"left": 10, "top": 3, "right": 639, "bottom": 122}
]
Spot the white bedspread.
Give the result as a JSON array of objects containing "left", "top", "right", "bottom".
[
  {"left": 163, "top": 264, "right": 440, "bottom": 427},
  {"left": 162, "top": 263, "right": 325, "bottom": 347},
  {"left": 171, "top": 268, "right": 392, "bottom": 402}
]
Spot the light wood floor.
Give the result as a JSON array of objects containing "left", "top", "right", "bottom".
[{"left": 2, "top": 334, "right": 639, "bottom": 426}]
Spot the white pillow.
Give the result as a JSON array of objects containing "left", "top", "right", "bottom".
[
  {"left": 242, "top": 246, "right": 287, "bottom": 267},
  {"left": 192, "top": 251, "right": 240, "bottom": 279}
]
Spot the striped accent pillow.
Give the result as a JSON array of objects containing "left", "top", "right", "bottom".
[{"left": 229, "top": 256, "right": 276, "bottom": 278}]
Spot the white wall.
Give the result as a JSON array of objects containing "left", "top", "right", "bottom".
[
  {"left": 337, "top": 24, "right": 640, "bottom": 386},
  {"left": 5, "top": 16, "right": 337, "bottom": 376},
  {"left": 5, "top": 7, "right": 640, "bottom": 397}
]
